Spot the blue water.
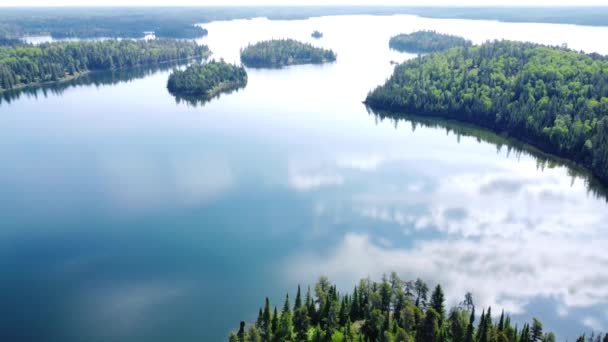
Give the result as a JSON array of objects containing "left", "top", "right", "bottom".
[{"left": 1, "top": 14, "right": 608, "bottom": 341}]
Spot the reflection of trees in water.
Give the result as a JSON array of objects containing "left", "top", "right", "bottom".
[
  {"left": 0, "top": 62, "right": 182, "bottom": 105},
  {"left": 367, "top": 107, "right": 608, "bottom": 202},
  {"left": 169, "top": 84, "right": 247, "bottom": 108}
]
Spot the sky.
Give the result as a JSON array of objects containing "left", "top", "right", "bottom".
[{"left": 1, "top": 0, "right": 608, "bottom": 7}]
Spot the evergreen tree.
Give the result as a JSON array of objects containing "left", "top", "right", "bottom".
[
  {"left": 531, "top": 318, "right": 543, "bottom": 342},
  {"left": 429, "top": 285, "right": 446, "bottom": 325},
  {"left": 464, "top": 307, "right": 475, "bottom": 342},
  {"left": 237, "top": 321, "right": 246, "bottom": 342},
  {"left": 294, "top": 285, "right": 302, "bottom": 311},
  {"left": 262, "top": 298, "right": 272, "bottom": 342},
  {"left": 271, "top": 307, "right": 279, "bottom": 337},
  {"left": 417, "top": 308, "right": 440, "bottom": 342},
  {"left": 414, "top": 279, "right": 429, "bottom": 308}
]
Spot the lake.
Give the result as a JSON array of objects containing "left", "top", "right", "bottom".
[{"left": 2, "top": 14, "right": 608, "bottom": 341}]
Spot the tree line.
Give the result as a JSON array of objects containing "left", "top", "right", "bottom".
[
  {"left": 366, "top": 40, "right": 608, "bottom": 185},
  {"left": 389, "top": 31, "right": 473, "bottom": 53},
  {"left": 229, "top": 274, "right": 605, "bottom": 342},
  {"left": 0, "top": 39, "right": 210, "bottom": 91},
  {"left": 240, "top": 39, "right": 337, "bottom": 68},
  {"left": 167, "top": 60, "right": 247, "bottom": 99}
]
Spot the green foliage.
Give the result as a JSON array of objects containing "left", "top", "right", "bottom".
[
  {"left": 366, "top": 40, "right": 608, "bottom": 185},
  {"left": 240, "top": 39, "right": 336, "bottom": 68},
  {"left": 389, "top": 30, "right": 472, "bottom": 53},
  {"left": 230, "top": 275, "right": 563, "bottom": 342},
  {"left": 166, "top": 60, "right": 247, "bottom": 103},
  {"left": 0, "top": 39, "right": 209, "bottom": 91}
]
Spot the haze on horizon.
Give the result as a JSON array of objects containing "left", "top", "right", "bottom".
[{"left": 2, "top": 0, "right": 607, "bottom": 7}]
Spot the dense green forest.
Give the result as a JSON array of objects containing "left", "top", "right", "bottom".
[
  {"left": 229, "top": 274, "right": 604, "bottom": 342},
  {"left": 389, "top": 31, "right": 472, "bottom": 53},
  {"left": 0, "top": 39, "right": 209, "bottom": 91},
  {"left": 0, "top": 7, "right": 607, "bottom": 41},
  {"left": 240, "top": 39, "right": 336, "bottom": 68},
  {"left": 167, "top": 60, "right": 247, "bottom": 102},
  {"left": 366, "top": 40, "right": 608, "bottom": 185}
]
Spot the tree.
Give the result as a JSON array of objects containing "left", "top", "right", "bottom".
[
  {"left": 237, "top": 321, "right": 246, "bottom": 342},
  {"left": 271, "top": 307, "right": 279, "bottom": 337},
  {"left": 414, "top": 279, "right": 429, "bottom": 308},
  {"left": 417, "top": 308, "right": 440, "bottom": 342},
  {"left": 429, "top": 285, "right": 446, "bottom": 325},
  {"left": 294, "top": 285, "right": 302, "bottom": 311},
  {"left": 464, "top": 307, "right": 475, "bottom": 342},
  {"left": 262, "top": 298, "right": 272, "bottom": 342},
  {"left": 531, "top": 318, "right": 543, "bottom": 342},
  {"left": 293, "top": 306, "right": 310, "bottom": 342},
  {"left": 362, "top": 309, "right": 385, "bottom": 342},
  {"left": 449, "top": 308, "right": 467, "bottom": 342}
]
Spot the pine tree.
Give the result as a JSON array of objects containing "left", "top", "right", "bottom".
[
  {"left": 429, "top": 285, "right": 446, "bottom": 325},
  {"left": 271, "top": 307, "right": 279, "bottom": 336},
  {"left": 237, "top": 321, "right": 246, "bottom": 342},
  {"left": 464, "top": 307, "right": 475, "bottom": 342},
  {"left": 294, "top": 285, "right": 302, "bottom": 311},
  {"left": 262, "top": 298, "right": 272, "bottom": 342},
  {"left": 531, "top": 318, "right": 542, "bottom": 342},
  {"left": 350, "top": 286, "right": 360, "bottom": 321}
]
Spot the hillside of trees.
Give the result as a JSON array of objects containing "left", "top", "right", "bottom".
[
  {"left": 228, "top": 274, "right": 604, "bottom": 342},
  {"left": 167, "top": 60, "right": 247, "bottom": 104},
  {"left": 389, "top": 31, "right": 472, "bottom": 53},
  {"left": 0, "top": 39, "right": 210, "bottom": 92},
  {"left": 365, "top": 40, "right": 608, "bottom": 185},
  {"left": 240, "top": 39, "right": 336, "bottom": 68}
]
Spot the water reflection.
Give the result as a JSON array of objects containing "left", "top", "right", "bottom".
[
  {"left": 169, "top": 85, "right": 247, "bottom": 108},
  {"left": 368, "top": 107, "right": 608, "bottom": 202}
]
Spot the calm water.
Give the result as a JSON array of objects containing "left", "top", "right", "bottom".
[{"left": 2, "top": 15, "right": 608, "bottom": 341}]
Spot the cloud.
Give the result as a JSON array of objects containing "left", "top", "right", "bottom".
[{"left": 286, "top": 232, "right": 608, "bottom": 316}]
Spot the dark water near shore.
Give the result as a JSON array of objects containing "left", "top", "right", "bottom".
[{"left": 2, "top": 15, "right": 608, "bottom": 341}]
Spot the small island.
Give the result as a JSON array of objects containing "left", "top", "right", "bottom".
[
  {"left": 389, "top": 30, "right": 472, "bottom": 53},
  {"left": 240, "top": 39, "right": 336, "bottom": 68},
  {"left": 311, "top": 30, "right": 323, "bottom": 39},
  {"left": 167, "top": 60, "right": 247, "bottom": 103},
  {"left": 228, "top": 275, "right": 573, "bottom": 342}
]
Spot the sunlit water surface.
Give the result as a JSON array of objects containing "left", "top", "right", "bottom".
[{"left": 3, "top": 14, "right": 608, "bottom": 341}]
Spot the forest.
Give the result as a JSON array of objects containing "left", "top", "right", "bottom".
[
  {"left": 166, "top": 60, "right": 248, "bottom": 100},
  {"left": 229, "top": 274, "right": 605, "bottom": 342},
  {"left": 0, "top": 7, "right": 607, "bottom": 42},
  {"left": 240, "top": 39, "right": 337, "bottom": 68},
  {"left": 365, "top": 40, "right": 608, "bottom": 185},
  {"left": 0, "top": 39, "right": 209, "bottom": 91},
  {"left": 389, "top": 31, "right": 472, "bottom": 53}
]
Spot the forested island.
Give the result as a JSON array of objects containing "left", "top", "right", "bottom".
[
  {"left": 0, "top": 39, "right": 209, "bottom": 92},
  {"left": 312, "top": 31, "right": 324, "bottom": 39},
  {"left": 167, "top": 60, "right": 247, "bottom": 104},
  {"left": 366, "top": 40, "right": 608, "bottom": 185},
  {"left": 240, "top": 39, "right": 336, "bottom": 68},
  {"left": 389, "top": 31, "right": 472, "bottom": 53},
  {"left": 228, "top": 274, "right": 602, "bottom": 342}
]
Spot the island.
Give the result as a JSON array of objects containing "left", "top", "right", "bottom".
[
  {"left": 366, "top": 40, "right": 608, "bottom": 185},
  {"left": 240, "top": 39, "right": 336, "bottom": 68},
  {"left": 228, "top": 274, "right": 574, "bottom": 342},
  {"left": 389, "top": 30, "right": 472, "bottom": 53},
  {"left": 166, "top": 60, "right": 247, "bottom": 104},
  {"left": 0, "top": 39, "right": 210, "bottom": 92},
  {"left": 311, "top": 30, "right": 323, "bottom": 39}
]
